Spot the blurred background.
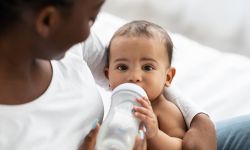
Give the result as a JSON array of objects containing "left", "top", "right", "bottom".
[
  {"left": 96, "top": 0, "right": 250, "bottom": 121},
  {"left": 101, "top": 0, "right": 250, "bottom": 57}
]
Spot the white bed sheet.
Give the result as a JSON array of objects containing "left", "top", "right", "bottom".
[{"left": 93, "top": 12, "right": 250, "bottom": 122}]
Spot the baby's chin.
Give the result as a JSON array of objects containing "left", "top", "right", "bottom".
[{"left": 148, "top": 94, "right": 165, "bottom": 103}]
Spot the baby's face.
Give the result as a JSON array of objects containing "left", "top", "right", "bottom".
[{"left": 106, "top": 36, "right": 175, "bottom": 101}]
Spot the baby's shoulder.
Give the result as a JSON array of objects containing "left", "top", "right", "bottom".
[
  {"left": 155, "top": 98, "right": 187, "bottom": 138},
  {"left": 154, "top": 97, "right": 180, "bottom": 116}
]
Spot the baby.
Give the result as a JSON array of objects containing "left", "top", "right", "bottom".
[{"left": 104, "top": 20, "right": 187, "bottom": 150}]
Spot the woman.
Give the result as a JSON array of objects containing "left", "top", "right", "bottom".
[{"left": 0, "top": 0, "right": 107, "bottom": 149}]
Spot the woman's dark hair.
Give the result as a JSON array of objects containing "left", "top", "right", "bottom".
[
  {"left": 106, "top": 20, "right": 174, "bottom": 67},
  {"left": 0, "top": 0, "right": 73, "bottom": 33}
]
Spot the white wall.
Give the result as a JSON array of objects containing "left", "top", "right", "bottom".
[{"left": 102, "top": 0, "right": 250, "bottom": 57}]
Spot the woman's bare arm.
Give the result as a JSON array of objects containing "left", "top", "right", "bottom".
[{"left": 182, "top": 113, "right": 217, "bottom": 150}]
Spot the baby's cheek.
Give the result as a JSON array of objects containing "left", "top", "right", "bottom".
[
  {"left": 109, "top": 79, "right": 127, "bottom": 90},
  {"left": 147, "top": 85, "right": 163, "bottom": 101},
  {"left": 146, "top": 88, "right": 162, "bottom": 101}
]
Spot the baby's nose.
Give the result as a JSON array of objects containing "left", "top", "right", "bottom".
[{"left": 128, "top": 72, "right": 142, "bottom": 83}]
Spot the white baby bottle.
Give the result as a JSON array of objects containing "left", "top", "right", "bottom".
[{"left": 95, "top": 83, "right": 147, "bottom": 150}]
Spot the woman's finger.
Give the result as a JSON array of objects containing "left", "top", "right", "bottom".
[{"left": 81, "top": 123, "right": 100, "bottom": 150}]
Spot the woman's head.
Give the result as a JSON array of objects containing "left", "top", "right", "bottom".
[
  {"left": 0, "top": 0, "right": 73, "bottom": 34},
  {"left": 0, "top": 0, "right": 104, "bottom": 59}
]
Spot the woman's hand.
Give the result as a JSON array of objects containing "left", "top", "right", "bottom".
[
  {"left": 81, "top": 123, "right": 100, "bottom": 150},
  {"left": 133, "top": 97, "right": 158, "bottom": 139}
]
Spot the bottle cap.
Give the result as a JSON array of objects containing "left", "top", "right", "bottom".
[{"left": 112, "top": 83, "right": 147, "bottom": 98}]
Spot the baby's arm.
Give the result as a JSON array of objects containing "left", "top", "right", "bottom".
[{"left": 133, "top": 96, "right": 186, "bottom": 150}]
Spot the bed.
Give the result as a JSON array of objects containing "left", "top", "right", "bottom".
[{"left": 93, "top": 12, "right": 250, "bottom": 122}]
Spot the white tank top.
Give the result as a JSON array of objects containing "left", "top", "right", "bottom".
[{"left": 0, "top": 49, "right": 104, "bottom": 150}]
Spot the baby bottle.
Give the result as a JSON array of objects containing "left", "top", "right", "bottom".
[{"left": 95, "top": 83, "right": 147, "bottom": 150}]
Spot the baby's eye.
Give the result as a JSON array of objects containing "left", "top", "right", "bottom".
[
  {"left": 143, "top": 65, "right": 154, "bottom": 71},
  {"left": 117, "top": 65, "right": 128, "bottom": 71}
]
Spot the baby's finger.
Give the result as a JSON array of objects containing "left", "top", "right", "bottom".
[
  {"left": 132, "top": 130, "right": 147, "bottom": 150},
  {"left": 136, "top": 98, "right": 152, "bottom": 109},
  {"left": 133, "top": 106, "right": 153, "bottom": 118},
  {"left": 134, "top": 111, "right": 153, "bottom": 126},
  {"left": 142, "top": 96, "right": 151, "bottom": 104}
]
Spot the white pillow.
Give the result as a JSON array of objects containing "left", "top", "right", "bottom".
[
  {"left": 171, "top": 34, "right": 250, "bottom": 121},
  {"left": 93, "top": 12, "right": 250, "bottom": 121}
]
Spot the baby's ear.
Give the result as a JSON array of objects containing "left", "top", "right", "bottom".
[
  {"left": 104, "top": 67, "right": 109, "bottom": 79},
  {"left": 165, "top": 67, "right": 176, "bottom": 87}
]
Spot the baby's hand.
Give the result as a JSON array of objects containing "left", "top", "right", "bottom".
[{"left": 133, "top": 97, "right": 158, "bottom": 139}]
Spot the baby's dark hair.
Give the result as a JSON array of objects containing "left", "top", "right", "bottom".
[
  {"left": 106, "top": 20, "right": 173, "bottom": 67},
  {"left": 0, "top": 0, "right": 73, "bottom": 33}
]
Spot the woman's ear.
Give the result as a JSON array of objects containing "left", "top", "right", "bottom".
[
  {"left": 104, "top": 67, "right": 109, "bottom": 79},
  {"left": 165, "top": 67, "right": 176, "bottom": 87},
  {"left": 35, "top": 6, "right": 60, "bottom": 37}
]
